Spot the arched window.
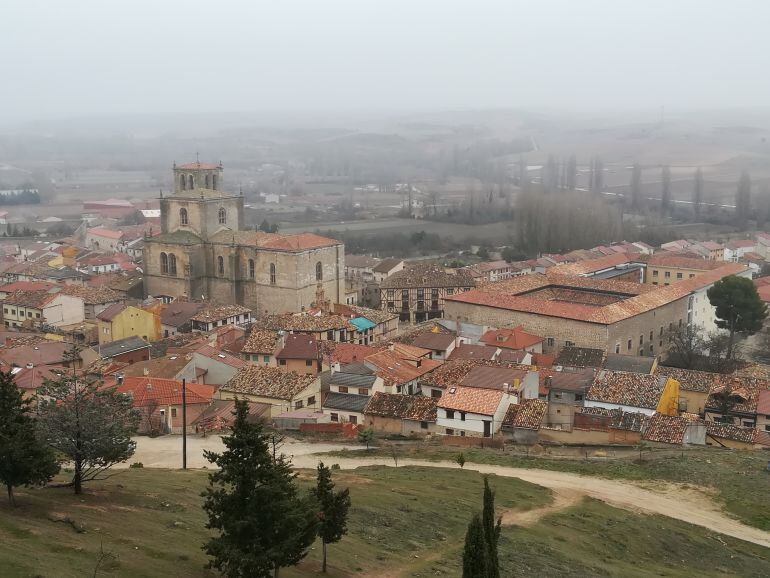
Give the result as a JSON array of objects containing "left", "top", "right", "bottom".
[
  {"left": 168, "top": 253, "right": 177, "bottom": 276},
  {"left": 270, "top": 263, "right": 276, "bottom": 285},
  {"left": 218, "top": 207, "right": 227, "bottom": 224},
  {"left": 217, "top": 255, "right": 225, "bottom": 276},
  {"left": 212, "top": 173, "right": 218, "bottom": 190},
  {"left": 180, "top": 174, "right": 187, "bottom": 190},
  {"left": 188, "top": 174, "right": 194, "bottom": 189},
  {"left": 179, "top": 208, "right": 188, "bottom": 225},
  {"left": 160, "top": 252, "right": 168, "bottom": 274},
  {"left": 205, "top": 174, "right": 210, "bottom": 189},
  {"left": 248, "top": 259, "right": 255, "bottom": 280},
  {"left": 315, "top": 261, "right": 323, "bottom": 281}
]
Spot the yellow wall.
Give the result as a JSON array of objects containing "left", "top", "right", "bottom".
[
  {"left": 98, "top": 305, "right": 161, "bottom": 344},
  {"left": 656, "top": 377, "right": 680, "bottom": 416}
]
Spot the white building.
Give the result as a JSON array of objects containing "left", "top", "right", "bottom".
[{"left": 436, "top": 386, "right": 510, "bottom": 437}]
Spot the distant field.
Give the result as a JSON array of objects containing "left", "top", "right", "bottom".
[{"left": 1, "top": 464, "right": 769, "bottom": 577}]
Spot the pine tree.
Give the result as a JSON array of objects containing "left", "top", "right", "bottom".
[
  {"left": 202, "top": 400, "right": 317, "bottom": 578},
  {"left": 693, "top": 167, "right": 704, "bottom": 219},
  {"left": 0, "top": 371, "right": 59, "bottom": 505},
  {"left": 661, "top": 165, "right": 671, "bottom": 213},
  {"left": 482, "top": 477, "right": 502, "bottom": 578},
  {"left": 630, "top": 163, "right": 643, "bottom": 210},
  {"left": 462, "top": 513, "right": 488, "bottom": 578},
  {"left": 313, "top": 462, "right": 351, "bottom": 573}
]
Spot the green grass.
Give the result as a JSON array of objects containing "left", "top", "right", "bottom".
[
  {"left": 1, "top": 465, "right": 768, "bottom": 577},
  {"left": 0, "top": 466, "right": 547, "bottom": 577},
  {"left": 327, "top": 445, "right": 770, "bottom": 531}
]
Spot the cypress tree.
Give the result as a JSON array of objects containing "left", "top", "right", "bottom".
[
  {"left": 482, "top": 477, "right": 502, "bottom": 578},
  {"left": 462, "top": 513, "right": 488, "bottom": 578},
  {"left": 0, "top": 371, "right": 59, "bottom": 505},
  {"left": 202, "top": 400, "right": 318, "bottom": 578},
  {"left": 313, "top": 462, "right": 351, "bottom": 573}
]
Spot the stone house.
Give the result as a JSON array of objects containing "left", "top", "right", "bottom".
[
  {"left": 2, "top": 290, "right": 84, "bottom": 329},
  {"left": 218, "top": 365, "right": 321, "bottom": 417},
  {"left": 190, "top": 304, "right": 252, "bottom": 332},
  {"left": 363, "top": 392, "right": 438, "bottom": 435},
  {"left": 436, "top": 385, "right": 510, "bottom": 437}
]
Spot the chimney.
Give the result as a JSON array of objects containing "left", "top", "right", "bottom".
[
  {"left": 143, "top": 367, "right": 150, "bottom": 376},
  {"left": 5, "top": 337, "right": 11, "bottom": 347},
  {"left": 545, "top": 375, "right": 553, "bottom": 387},
  {"left": 331, "top": 361, "right": 341, "bottom": 373},
  {"left": 116, "top": 373, "right": 124, "bottom": 385},
  {"left": 25, "top": 362, "right": 33, "bottom": 369}
]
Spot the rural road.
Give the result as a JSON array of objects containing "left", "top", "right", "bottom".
[{"left": 292, "top": 455, "right": 770, "bottom": 549}]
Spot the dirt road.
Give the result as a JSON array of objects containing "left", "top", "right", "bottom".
[{"left": 293, "top": 455, "right": 770, "bottom": 549}]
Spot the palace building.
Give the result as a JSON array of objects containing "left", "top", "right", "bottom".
[{"left": 143, "top": 161, "right": 344, "bottom": 314}]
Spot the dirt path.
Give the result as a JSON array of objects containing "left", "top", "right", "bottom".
[
  {"left": 500, "top": 488, "right": 582, "bottom": 527},
  {"left": 291, "top": 455, "right": 770, "bottom": 549}
]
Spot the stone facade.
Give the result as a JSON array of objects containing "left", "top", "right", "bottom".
[{"left": 144, "top": 162, "right": 344, "bottom": 313}]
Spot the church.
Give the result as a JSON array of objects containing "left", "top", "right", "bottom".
[{"left": 143, "top": 161, "right": 344, "bottom": 314}]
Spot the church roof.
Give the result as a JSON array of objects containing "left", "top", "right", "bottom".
[
  {"left": 149, "top": 230, "right": 203, "bottom": 245},
  {"left": 177, "top": 162, "right": 221, "bottom": 170},
  {"left": 171, "top": 188, "right": 238, "bottom": 200},
  {"left": 208, "top": 230, "right": 341, "bottom": 252}
]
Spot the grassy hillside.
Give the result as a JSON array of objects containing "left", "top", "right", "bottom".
[{"left": 0, "top": 465, "right": 767, "bottom": 577}]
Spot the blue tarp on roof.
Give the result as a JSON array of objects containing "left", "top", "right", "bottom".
[{"left": 350, "top": 317, "right": 376, "bottom": 331}]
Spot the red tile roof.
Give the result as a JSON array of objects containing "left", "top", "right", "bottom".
[
  {"left": 438, "top": 385, "right": 505, "bottom": 416},
  {"left": 364, "top": 392, "right": 437, "bottom": 421},
  {"left": 88, "top": 227, "right": 124, "bottom": 240},
  {"left": 364, "top": 350, "right": 442, "bottom": 386},
  {"left": 447, "top": 344, "right": 498, "bottom": 361},
  {"left": 502, "top": 399, "right": 547, "bottom": 429},
  {"left": 479, "top": 326, "right": 544, "bottom": 350},
  {"left": 194, "top": 344, "right": 247, "bottom": 368},
  {"left": 260, "top": 233, "right": 341, "bottom": 251},
  {"left": 117, "top": 377, "right": 214, "bottom": 406},
  {"left": 646, "top": 254, "right": 726, "bottom": 270},
  {"left": 321, "top": 342, "right": 383, "bottom": 364},
  {"left": 0, "top": 281, "right": 57, "bottom": 293},
  {"left": 177, "top": 162, "right": 221, "bottom": 170},
  {"left": 276, "top": 334, "right": 320, "bottom": 360},
  {"left": 551, "top": 253, "right": 639, "bottom": 276},
  {"left": 757, "top": 390, "right": 770, "bottom": 416},
  {"left": 587, "top": 371, "right": 663, "bottom": 410}
]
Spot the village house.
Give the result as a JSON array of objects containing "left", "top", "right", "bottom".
[
  {"left": 121, "top": 353, "right": 197, "bottom": 382},
  {"left": 255, "top": 311, "right": 355, "bottom": 343},
  {"left": 2, "top": 290, "right": 84, "bottom": 329},
  {"left": 97, "top": 303, "right": 161, "bottom": 344},
  {"left": 363, "top": 392, "right": 438, "bottom": 435},
  {"left": 704, "top": 376, "right": 768, "bottom": 428},
  {"left": 655, "top": 366, "right": 717, "bottom": 415},
  {"left": 218, "top": 365, "right": 321, "bottom": 417},
  {"left": 436, "top": 385, "right": 510, "bottom": 437},
  {"left": 371, "top": 258, "right": 404, "bottom": 283},
  {"left": 410, "top": 331, "right": 458, "bottom": 360},
  {"left": 644, "top": 254, "right": 730, "bottom": 286},
  {"left": 447, "top": 344, "right": 498, "bottom": 361},
  {"left": 160, "top": 301, "right": 207, "bottom": 337},
  {"left": 190, "top": 304, "right": 253, "bottom": 332},
  {"left": 86, "top": 227, "right": 124, "bottom": 252},
  {"left": 380, "top": 263, "right": 475, "bottom": 323},
  {"left": 116, "top": 376, "right": 214, "bottom": 434},
  {"left": 550, "top": 253, "right": 644, "bottom": 282},
  {"left": 603, "top": 354, "right": 657, "bottom": 374},
  {"left": 276, "top": 334, "right": 322, "bottom": 375},
  {"left": 345, "top": 255, "right": 380, "bottom": 282},
  {"left": 189, "top": 344, "right": 247, "bottom": 386},
  {"left": 705, "top": 421, "right": 767, "bottom": 449},
  {"left": 79, "top": 254, "right": 122, "bottom": 274},
  {"left": 585, "top": 371, "right": 667, "bottom": 416},
  {"left": 544, "top": 368, "right": 596, "bottom": 430},
  {"left": 336, "top": 304, "right": 399, "bottom": 342},
  {"left": 725, "top": 239, "right": 757, "bottom": 262},
  {"left": 501, "top": 399, "right": 548, "bottom": 443},
  {"left": 479, "top": 326, "right": 544, "bottom": 354},
  {"left": 59, "top": 285, "right": 124, "bottom": 320},
  {"left": 241, "top": 329, "right": 281, "bottom": 366},
  {"left": 0, "top": 341, "right": 93, "bottom": 370},
  {"left": 97, "top": 336, "right": 151, "bottom": 364},
  {"left": 756, "top": 390, "right": 770, "bottom": 432},
  {"left": 459, "top": 365, "right": 540, "bottom": 402},
  {"left": 554, "top": 346, "right": 605, "bottom": 370},
  {"left": 642, "top": 413, "right": 706, "bottom": 446},
  {"left": 464, "top": 260, "right": 515, "bottom": 283},
  {"left": 321, "top": 363, "right": 382, "bottom": 425},
  {"left": 363, "top": 347, "right": 443, "bottom": 394}
]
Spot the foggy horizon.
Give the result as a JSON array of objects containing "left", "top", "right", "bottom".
[{"left": 4, "top": 0, "right": 770, "bottom": 125}]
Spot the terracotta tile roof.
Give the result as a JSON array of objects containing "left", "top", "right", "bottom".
[
  {"left": 438, "top": 385, "right": 504, "bottom": 416},
  {"left": 254, "top": 312, "right": 354, "bottom": 333},
  {"left": 655, "top": 366, "right": 721, "bottom": 393},
  {"left": 96, "top": 302, "right": 128, "bottom": 321},
  {"left": 603, "top": 354, "right": 656, "bottom": 375},
  {"left": 117, "top": 377, "right": 213, "bottom": 407},
  {"left": 460, "top": 365, "right": 529, "bottom": 391},
  {"left": 542, "top": 368, "right": 596, "bottom": 392},
  {"left": 587, "top": 370, "right": 664, "bottom": 410},
  {"left": 319, "top": 342, "right": 383, "bottom": 364},
  {"left": 502, "top": 399, "right": 547, "bottom": 429},
  {"left": 646, "top": 254, "right": 727, "bottom": 270},
  {"left": 364, "top": 392, "right": 437, "bottom": 421},
  {"left": 261, "top": 232, "right": 341, "bottom": 251},
  {"left": 12, "top": 365, "right": 67, "bottom": 390},
  {"left": 372, "top": 258, "right": 403, "bottom": 274},
  {"left": 339, "top": 304, "right": 399, "bottom": 325},
  {"left": 87, "top": 227, "right": 123, "bottom": 240},
  {"left": 531, "top": 353, "right": 555, "bottom": 367},
  {"left": 390, "top": 342, "right": 431, "bottom": 360},
  {"left": 59, "top": 284, "right": 122, "bottom": 305},
  {"left": 194, "top": 344, "right": 247, "bottom": 368},
  {"left": 479, "top": 326, "right": 544, "bottom": 350},
  {"left": 705, "top": 421, "right": 757, "bottom": 444},
  {"left": 0, "top": 281, "right": 56, "bottom": 293},
  {"left": 121, "top": 354, "right": 192, "bottom": 379},
  {"left": 643, "top": 413, "right": 693, "bottom": 444},
  {"left": 3, "top": 290, "right": 57, "bottom": 309},
  {"left": 222, "top": 366, "right": 318, "bottom": 400},
  {"left": 241, "top": 329, "right": 281, "bottom": 354},
  {"left": 727, "top": 239, "right": 756, "bottom": 249},
  {"left": 191, "top": 304, "right": 251, "bottom": 323},
  {"left": 610, "top": 410, "right": 647, "bottom": 432},
  {"left": 364, "top": 350, "right": 442, "bottom": 386},
  {"left": 447, "top": 344, "right": 498, "bottom": 361},
  {"left": 160, "top": 301, "right": 206, "bottom": 327},
  {"left": 757, "top": 390, "right": 770, "bottom": 416},
  {"left": 276, "top": 334, "right": 320, "bottom": 360},
  {"left": 419, "top": 359, "right": 529, "bottom": 390},
  {"left": 345, "top": 255, "right": 380, "bottom": 269},
  {"left": 380, "top": 263, "right": 475, "bottom": 289},
  {"left": 706, "top": 376, "right": 770, "bottom": 415},
  {"left": 446, "top": 264, "right": 749, "bottom": 325},
  {"left": 550, "top": 253, "right": 640, "bottom": 276}
]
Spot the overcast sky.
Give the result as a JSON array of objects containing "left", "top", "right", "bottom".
[{"left": 3, "top": 0, "right": 770, "bottom": 123}]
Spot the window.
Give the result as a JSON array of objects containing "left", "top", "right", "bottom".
[
  {"left": 547, "top": 337, "right": 555, "bottom": 347},
  {"left": 615, "top": 343, "right": 620, "bottom": 354},
  {"left": 218, "top": 207, "right": 226, "bottom": 224},
  {"left": 445, "top": 428, "right": 454, "bottom": 436},
  {"left": 160, "top": 252, "right": 169, "bottom": 274},
  {"left": 627, "top": 339, "right": 632, "bottom": 350},
  {"left": 664, "top": 271, "right": 671, "bottom": 278},
  {"left": 330, "top": 413, "right": 339, "bottom": 422},
  {"left": 316, "top": 261, "right": 323, "bottom": 281},
  {"left": 188, "top": 174, "right": 194, "bottom": 189},
  {"left": 305, "top": 360, "right": 313, "bottom": 367},
  {"left": 295, "top": 400, "right": 304, "bottom": 409},
  {"left": 180, "top": 174, "right": 187, "bottom": 190},
  {"left": 338, "top": 386, "right": 348, "bottom": 393},
  {"left": 652, "top": 281, "right": 658, "bottom": 285},
  {"left": 308, "top": 396, "right": 316, "bottom": 405},
  {"left": 431, "top": 389, "right": 442, "bottom": 398},
  {"left": 421, "top": 421, "right": 428, "bottom": 430},
  {"left": 35, "top": 313, "right": 40, "bottom": 318},
  {"left": 217, "top": 255, "right": 224, "bottom": 276},
  {"left": 676, "top": 272, "right": 683, "bottom": 279},
  {"left": 689, "top": 274, "right": 695, "bottom": 278},
  {"left": 565, "top": 340, "right": 574, "bottom": 347},
  {"left": 349, "top": 415, "right": 358, "bottom": 425},
  {"left": 2, "top": 309, "right": 5, "bottom": 314},
  {"left": 212, "top": 173, "right": 218, "bottom": 190},
  {"left": 652, "top": 270, "right": 658, "bottom": 277},
  {"left": 171, "top": 408, "right": 177, "bottom": 418},
  {"left": 27, "top": 312, "right": 32, "bottom": 318},
  {"left": 575, "top": 394, "right": 583, "bottom": 402},
  {"left": 460, "top": 412, "right": 466, "bottom": 421},
  {"left": 248, "top": 259, "right": 255, "bottom": 280},
  {"left": 168, "top": 253, "right": 177, "bottom": 276},
  {"left": 205, "top": 174, "right": 210, "bottom": 188},
  {"left": 270, "top": 263, "right": 276, "bottom": 285},
  {"left": 446, "top": 409, "right": 455, "bottom": 419},
  {"left": 179, "top": 208, "right": 188, "bottom": 225},
  {"left": 649, "top": 330, "right": 653, "bottom": 341},
  {"left": 263, "top": 355, "right": 270, "bottom": 363},
  {"left": 639, "top": 335, "right": 643, "bottom": 345},
  {"left": 279, "top": 359, "right": 287, "bottom": 366},
  {"left": 358, "top": 388, "right": 368, "bottom": 395}
]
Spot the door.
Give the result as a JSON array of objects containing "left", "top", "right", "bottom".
[{"left": 483, "top": 420, "right": 491, "bottom": 438}]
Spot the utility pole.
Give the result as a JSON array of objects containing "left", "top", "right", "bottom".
[{"left": 181, "top": 378, "right": 187, "bottom": 470}]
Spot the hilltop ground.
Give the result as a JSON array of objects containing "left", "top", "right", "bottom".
[{"left": 1, "top": 456, "right": 770, "bottom": 577}]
